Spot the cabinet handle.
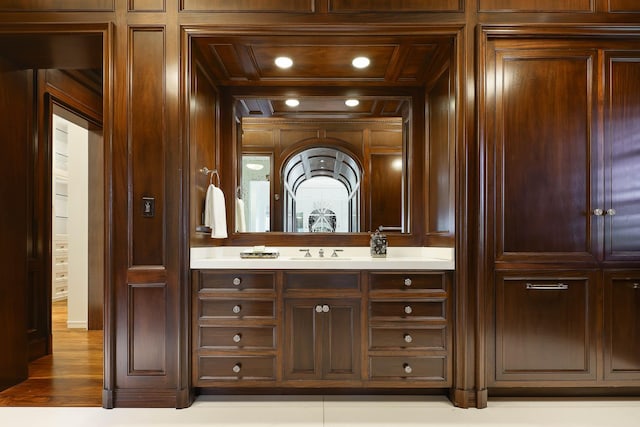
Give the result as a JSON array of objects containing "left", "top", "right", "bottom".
[
  {"left": 404, "top": 278, "right": 412, "bottom": 287},
  {"left": 607, "top": 208, "right": 617, "bottom": 216},
  {"left": 593, "top": 208, "right": 604, "bottom": 216},
  {"left": 232, "top": 363, "right": 242, "bottom": 374},
  {"left": 315, "top": 305, "right": 323, "bottom": 313},
  {"left": 232, "top": 305, "right": 242, "bottom": 314},
  {"left": 633, "top": 283, "right": 640, "bottom": 289},
  {"left": 403, "top": 363, "right": 413, "bottom": 374},
  {"left": 404, "top": 305, "right": 413, "bottom": 314},
  {"left": 526, "top": 283, "right": 568, "bottom": 290},
  {"left": 322, "top": 304, "right": 330, "bottom": 313},
  {"left": 233, "top": 333, "right": 242, "bottom": 343},
  {"left": 232, "top": 277, "right": 242, "bottom": 286},
  {"left": 403, "top": 333, "right": 413, "bottom": 343}
]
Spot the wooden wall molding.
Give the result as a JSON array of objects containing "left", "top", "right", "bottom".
[
  {"left": 478, "top": 0, "right": 594, "bottom": 13},
  {"left": 0, "top": 0, "right": 114, "bottom": 11},
  {"left": 129, "top": 26, "right": 166, "bottom": 267}
]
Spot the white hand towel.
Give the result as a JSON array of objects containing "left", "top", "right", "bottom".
[
  {"left": 204, "top": 184, "right": 228, "bottom": 239},
  {"left": 236, "top": 197, "right": 247, "bottom": 232}
]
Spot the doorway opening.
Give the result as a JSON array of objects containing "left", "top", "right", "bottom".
[{"left": 0, "top": 29, "right": 107, "bottom": 407}]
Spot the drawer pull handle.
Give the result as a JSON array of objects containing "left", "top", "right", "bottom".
[
  {"left": 403, "top": 333, "right": 413, "bottom": 343},
  {"left": 233, "top": 333, "right": 242, "bottom": 343},
  {"left": 232, "top": 305, "right": 242, "bottom": 314},
  {"left": 404, "top": 278, "right": 412, "bottom": 287},
  {"left": 404, "top": 305, "right": 413, "bottom": 315},
  {"left": 232, "top": 363, "right": 242, "bottom": 374},
  {"left": 526, "top": 283, "right": 568, "bottom": 290},
  {"left": 232, "top": 277, "right": 242, "bottom": 286},
  {"left": 403, "top": 363, "right": 413, "bottom": 374}
]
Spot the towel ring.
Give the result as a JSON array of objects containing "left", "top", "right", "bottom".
[{"left": 200, "top": 167, "right": 220, "bottom": 187}]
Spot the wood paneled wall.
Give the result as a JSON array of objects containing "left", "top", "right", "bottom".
[
  {"left": 0, "top": 0, "right": 639, "bottom": 411},
  {"left": 0, "top": 60, "right": 31, "bottom": 391}
]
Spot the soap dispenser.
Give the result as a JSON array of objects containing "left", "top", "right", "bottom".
[{"left": 370, "top": 228, "right": 388, "bottom": 258}]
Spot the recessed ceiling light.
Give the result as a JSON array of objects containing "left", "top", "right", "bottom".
[
  {"left": 352, "top": 56, "right": 370, "bottom": 69},
  {"left": 285, "top": 99, "right": 300, "bottom": 107},
  {"left": 345, "top": 99, "right": 360, "bottom": 107},
  {"left": 275, "top": 56, "right": 293, "bottom": 69},
  {"left": 246, "top": 163, "right": 264, "bottom": 171}
]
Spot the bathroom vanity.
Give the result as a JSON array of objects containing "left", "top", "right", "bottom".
[{"left": 191, "top": 247, "right": 454, "bottom": 392}]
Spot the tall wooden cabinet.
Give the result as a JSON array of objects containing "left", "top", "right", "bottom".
[{"left": 482, "top": 33, "right": 640, "bottom": 389}]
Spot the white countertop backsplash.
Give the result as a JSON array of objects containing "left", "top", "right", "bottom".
[{"left": 190, "top": 246, "right": 454, "bottom": 270}]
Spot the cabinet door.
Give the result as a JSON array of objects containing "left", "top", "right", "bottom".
[
  {"left": 284, "top": 299, "right": 322, "bottom": 380},
  {"left": 494, "top": 272, "right": 597, "bottom": 383},
  {"left": 603, "top": 52, "right": 640, "bottom": 261},
  {"left": 488, "top": 43, "right": 599, "bottom": 263},
  {"left": 284, "top": 299, "right": 360, "bottom": 381},
  {"left": 604, "top": 271, "right": 640, "bottom": 381},
  {"left": 322, "top": 300, "right": 361, "bottom": 380}
]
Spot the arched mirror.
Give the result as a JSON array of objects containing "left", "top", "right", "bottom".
[{"left": 281, "top": 147, "right": 361, "bottom": 233}]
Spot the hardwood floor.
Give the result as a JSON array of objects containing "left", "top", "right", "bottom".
[{"left": 0, "top": 300, "right": 103, "bottom": 407}]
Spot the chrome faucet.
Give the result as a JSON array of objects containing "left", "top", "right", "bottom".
[
  {"left": 318, "top": 248, "right": 324, "bottom": 258},
  {"left": 299, "top": 248, "right": 311, "bottom": 257}
]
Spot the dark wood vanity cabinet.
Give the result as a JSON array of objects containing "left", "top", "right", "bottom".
[
  {"left": 367, "top": 272, "right": 451, "bottom": 386},
  {"left": 193, "top": 269, "right": 452, "bottom": 390},
  {"left": 193, "top": 271, "right": 278, "bottom": 384},
  {"left": 284, "top": 298, "right": 361, "bottom": 381}
]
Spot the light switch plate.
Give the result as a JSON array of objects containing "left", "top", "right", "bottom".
[{"left": 142, "top": 197, "right": 155, "bottom": 218}]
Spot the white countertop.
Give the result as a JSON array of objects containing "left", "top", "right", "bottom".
[{"left": 190, "top": 246, "right": 454, "bottom": 270}]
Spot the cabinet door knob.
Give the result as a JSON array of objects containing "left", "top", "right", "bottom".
[
  {"left": 315, "top": 305, "right": 323, "bottom": 313},
  {"left": 403, "top": 333, "right": 413, "bottom": 343},
  {"left": 607, "top": 208, "right": 617, "bottom": 216},
  {"left": 593, "top": 208, "right": 604, "bottom": 216},
  {"left": 633, "top": 283, "right": 640, "bottom": 289},
  {"left": 404, "top": 305, "right": 413, "bottom": 314},
  {"left": 322, "top": 304, "right": 330, "bottom": 313},
  {"left": 404, "top": 278, "right": 412, "bottom": 287},
  {"left": 233, "top": 333, "right": 242, "bottom": 343},
  {"left": 232, "top": 363, "right": 242, "bottom": 374},
  {"left": 232, "top": 305, "right": 242, "bottom": 314},
  {"left": 232, "top": 277, "right": 242, "bottom": 286},
  {"left": 403, "top": 363, "right": 413, "bottom": 374}
]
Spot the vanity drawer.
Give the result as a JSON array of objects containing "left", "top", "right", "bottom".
[
  {"left": 369, "top": 356, "right": 446, "bottom": 380},
  {"left": 370, "top": 300, "right": 445, "bottom": 320},
  {"left": 199, "top": 271, "right": 276, "bottom": 291},
  {"left": 200, "top": 299, "right": 275, "bottom": 319},
  {"left": 200, "top": 326, "right": 276, "bottom": 349},
  {"left": 369, "top": 272, "right": 446, "bottom": 292},
  {"left": 369, "top": 326, "right": 446, "bottom": 350},
  {"left": 284, "top": 272, "right": 360, "bottom": 291},
  {"left": 198, "top": 356, "right": 276, "bottom": 380}
]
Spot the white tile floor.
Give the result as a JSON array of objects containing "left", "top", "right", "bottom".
[{"left": 1, "top": 395, "right": 639, "bottom": 426}]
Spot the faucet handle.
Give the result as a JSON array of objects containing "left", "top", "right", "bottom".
[
  {"left": 299, "top": 248, "right": 311, "bottom": 257},
  {"left": 318, "top": 248, "right": 324, "bottom": 258},
  {"left": 331, "top": 249, "right": 344, "bottom": 258}
]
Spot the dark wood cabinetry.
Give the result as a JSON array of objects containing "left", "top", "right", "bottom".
[
  {"left": 603, "top": 271, "right": 640, "bottom": 381},
  {"left": 193, "top": 269, "right": 451, "bottom": 391},
  {"left": 284, "top": 298, "right": 361, "bottom": 381},
  {"left": 193, "top": 271, "right": 278, "bottom": 385},
  {"left": 367, "top": 272, "right": 451, "bottom": 386},
  {"left": 482, "top": 32, "right": 640, "bottom": 391},
  {"left": 494, "top": 272, "right": 597, "bottom": 384}
]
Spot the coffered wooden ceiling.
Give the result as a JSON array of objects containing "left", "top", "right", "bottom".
[{"left": 193, "top": 34, "right": 453, "bottom": 118}]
